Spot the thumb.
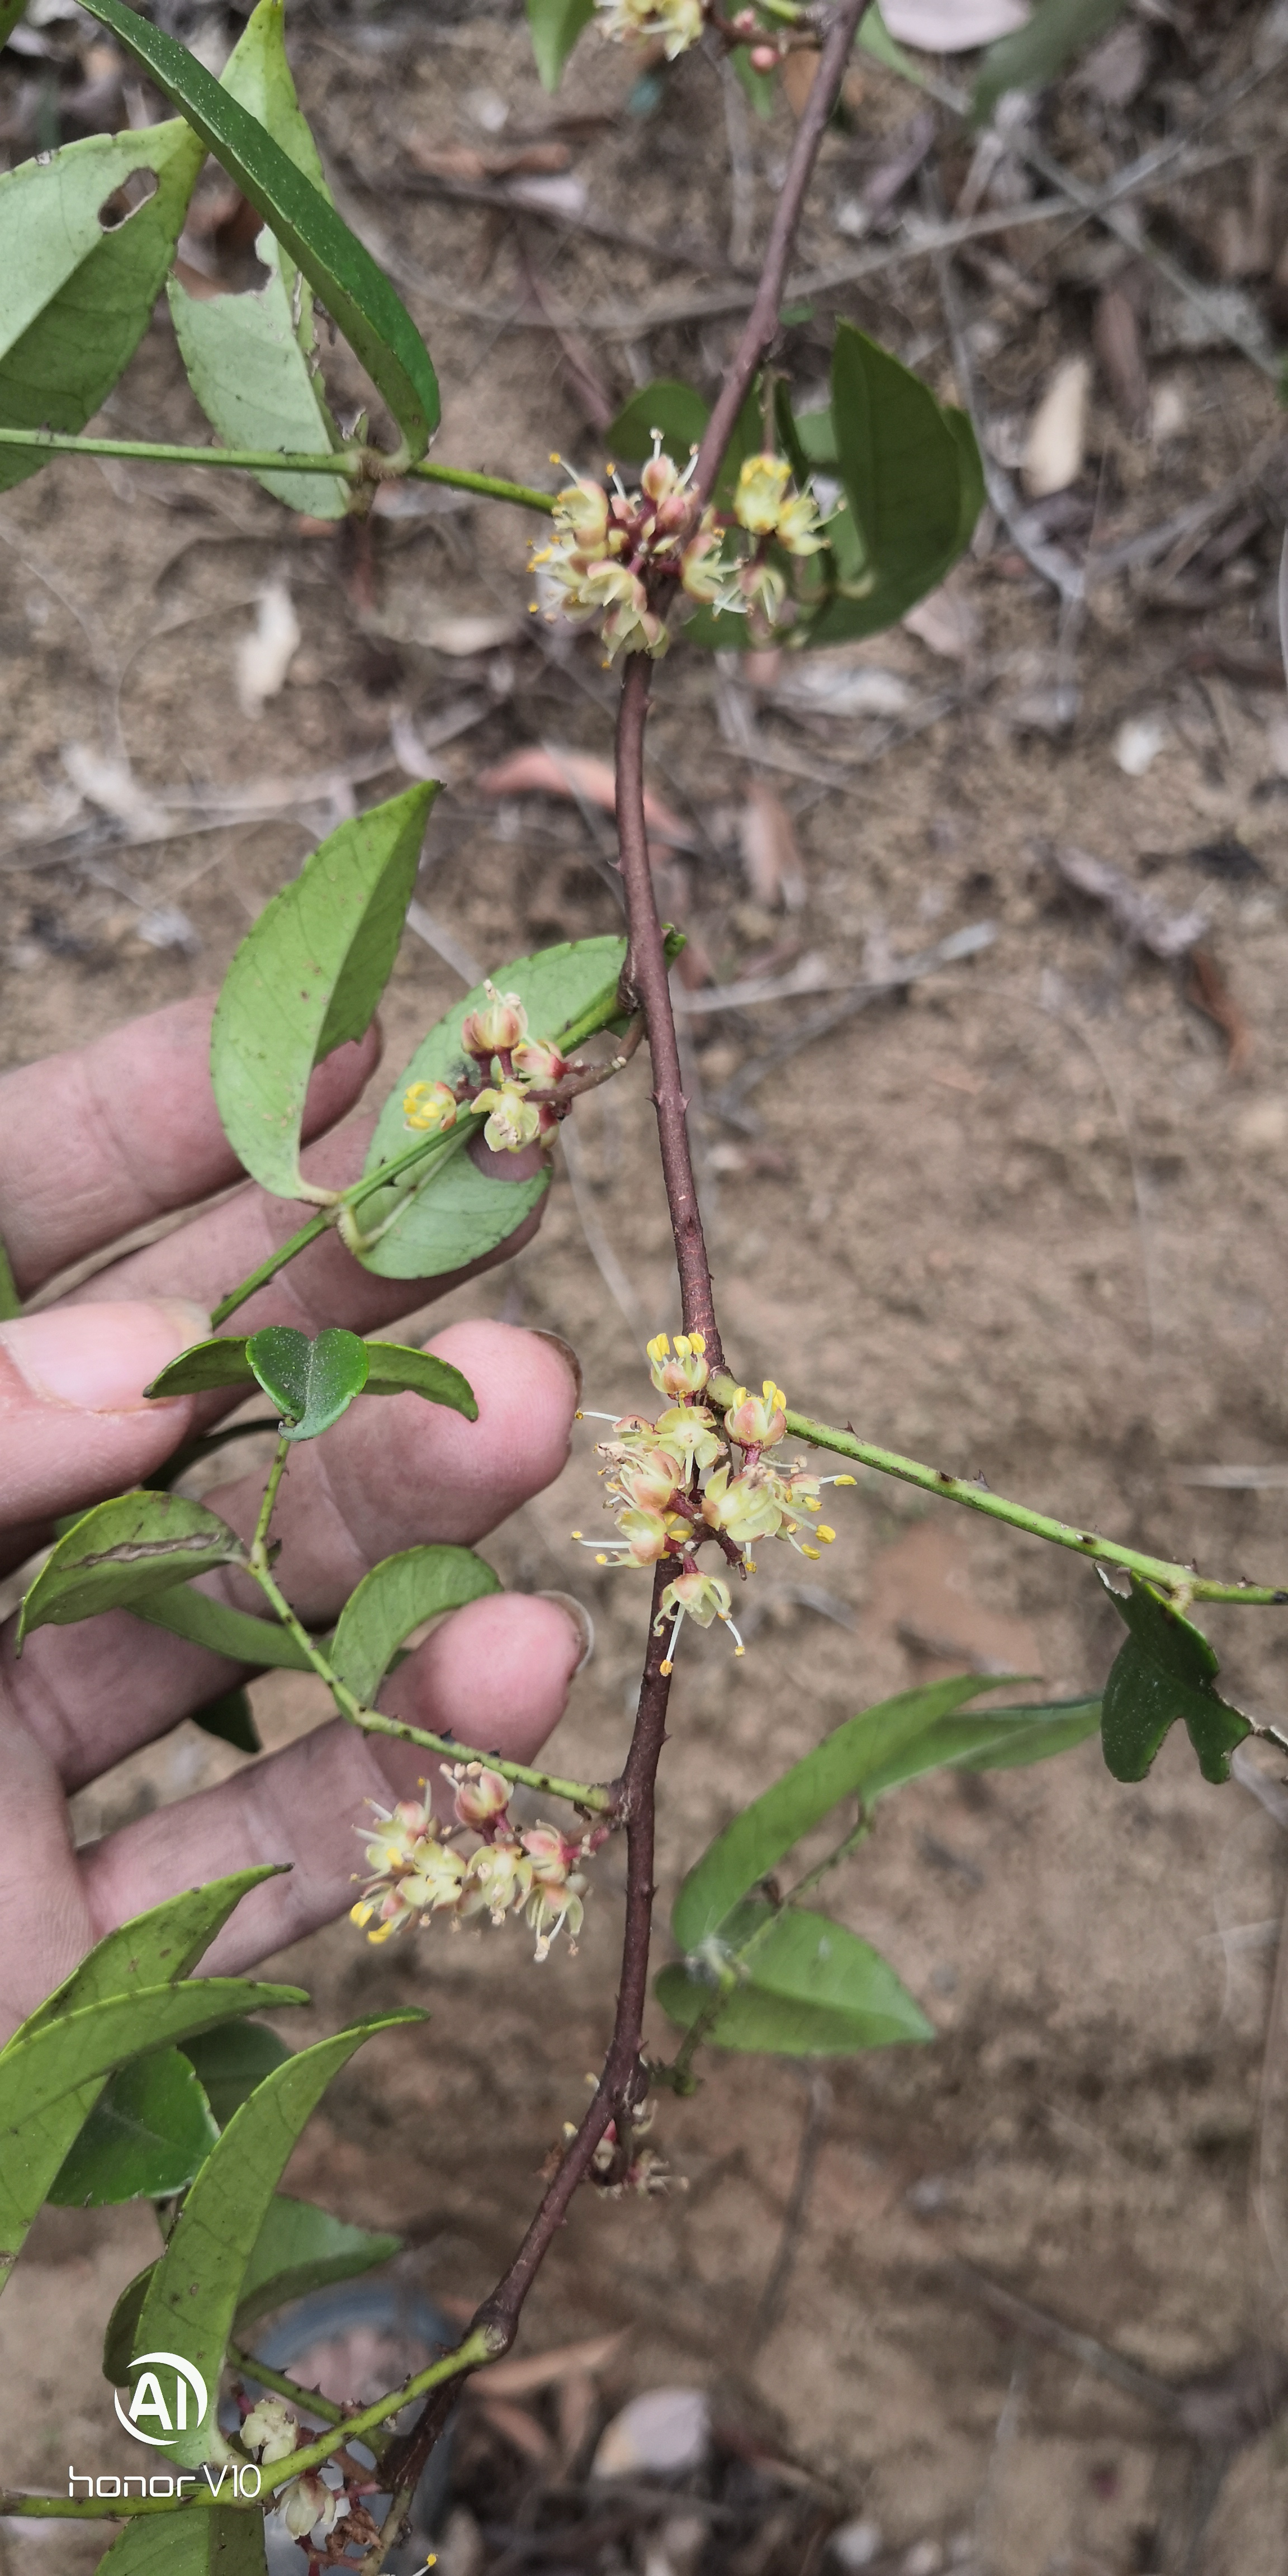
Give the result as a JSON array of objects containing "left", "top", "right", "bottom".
[{"left": 0, "top": 1299, "right": 211, "bottom": 1532}]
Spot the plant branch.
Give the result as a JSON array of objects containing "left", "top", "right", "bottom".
[
  {"left": 225, "top": 2346, "right": 352, "bottom": 2436},
  {"left": 0, "top": 427, "right": 557, "bottom": 512},
  {"left": 690, "top": 0, "right": 866, "bottom": 514},
  {"left": 616, "top": 655, "right": 723, "bottom": 1362},
  {"left": 249, "top": 1432, "right": 291, "bottom": 1574},
  {"left": 707, "top": 1376, "right": 1288, "bottom": 1608}
]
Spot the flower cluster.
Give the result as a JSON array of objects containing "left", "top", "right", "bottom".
[
  {"left": 532, "top": 441, "right": 731, "bottom": 664},
  {"left": 575, "top": 1331, "right": 855, "bottom": 1673},
  {"left": 594, "top": 0, "right": 703, "bottom": 59},
  {"left": 350, "top": 1766, "right": 600, "bottom": 1962},
  {"left": 402, "top": 981, "right": 571, "bottom": 1156},
  {"left": 241, "top": 2398, "right": 359, "bottom": 2550},
  {"left": 728, "top": 451, "right": 830, "bottom": 629}
]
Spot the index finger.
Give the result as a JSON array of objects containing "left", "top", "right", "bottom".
[{"left": 0, "top": 995, "right": 380, "bottom": 1298}]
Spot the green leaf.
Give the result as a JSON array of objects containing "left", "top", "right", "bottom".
[
  {"left": 329, "top": 1544, "right": 500, "bottom": 1708},
  {"left": 73, "top": 0, "right": 439, "bottom": 458},
  {"left": 144, "top": 1336, "right": 258, "bottom": 1399},
  {"left": 855, "top": 3, "right": 928, "bottom": 86},
  {"left": 946, "top": 402, "right": 986, "bottom": 555},
  {"left": 673, "top": 1676, "right": 995, "bottom": 1952},
  {"left": 794, "top": 405, "right": 838, "bottom": 467},
  {"left": 357, "top": 934, "right": 627, "bottom": 1279},
  {"left": 856, "top": 1696, "right": 1102, "bottom": 1798},
  {"left": 0, "top": 3, "right": 30, "bottom": 47},
  {"left": 47, "top": 2047, "right": 220, "bottom": 2208},
  {"left": 0, "top": 120, "right": 203, "bottom": 494},
  {"left": 191, "top": 1686, "right": 262, "bottom": 1755},
  {"left": 17, "top": 1492, "right": 245, "bottom": 1646},
  {"left": 1100, "top": 1576, "right": 1251, "bottom": 1786},
  {"left": 607, "top": 379, "right": 710, "bottom": 470},
  {"left": 103, "top": 2261, "right": 153, "bottom": 2392},
  {"left": 526, "top": 0, "right": 594, "bottom": 89},
  {"left": 361, "top": 1341, "right": 478, "bottom": 1418},
  {"left": 0, "top": 1232, "right": 20, "bottom": 1320},
  {"left": 731, "top": 40, "right": 778, "bottom": 117},
  {"left": 247, "top": 1323, "right": 369, "bottom": 1439},
  {"left": 657, "top": 1903, "right": 934, "bottom": 2054},
  {"left": 168, "top": 0, "right": 345, "bottom": 516},
  {"left": 178, "top": 2022, "right": 293, "bottom": 2130},
  {"left": 0, "top": 1976, "right": 303, "bottom": 2289},
  {"left": 210, "top": 784, "right": 434, "bottom": 1200},
  {"left": 973, "top": 0, "right": 1125, "bottom": 124},
  {"left": 98, "top": 2506, "right": 268, "bottom": 2574},
  {"left": 18, "top": 1869, "right": 289, "bottom": 2039},
  {"left": 234, "top": 2191, "right": 401, "bottom": 2332},
  {"left": 818, "top": 320, "right": 971, "bottom": 644},
  {"left": 127, "top": 2011, "right": 423, "bottom": 2464},
  {"left": 133, "top": 1586, "right": 320, "bottom": 1674}
]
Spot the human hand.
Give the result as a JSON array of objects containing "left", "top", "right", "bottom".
[{"left": 0, "top": 996, "right": 589, "bottom": 2039}]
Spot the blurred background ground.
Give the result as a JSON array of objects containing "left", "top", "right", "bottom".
[{"left": 4, "top": 1, "right": 1288, "bottom": 2569}]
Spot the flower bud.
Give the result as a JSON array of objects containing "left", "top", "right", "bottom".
[
  {"left": 511, "top": 1034, "right": 569, "bottom": 1085},
  {"left": 461, "top": 982, "right": 528, "bottom": 1060},
  {"left": 451, "top": 1764, "right": 512, "bottom": 1831},
  {"left": 242, "top": 2397, "right": 299, "bottom": 2465},
  {"left": 550, "top": 474, "right": 609, "bottom": 549},
  {"left": 402, "top": 1079, "right": 458, "bottom": 1134},
  {"left": 461, "top": 1831, "right": 533, "bottom": 1924},
  {"left": 608, "top": 1446, "right": 684, "bottom": 1512},
  {"left": 278, "top": 2471, "right": 343, "bottom": 2541},
  {"left": 749, "top": 41, "right": 778, "bottom": 69}
]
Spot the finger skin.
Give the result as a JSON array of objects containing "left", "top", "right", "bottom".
[
  {"left": 5, "top": 1322, "right": 580, "bottom": 1792},
  {"left": 0, "top": 1298, "right": 210, "bottom": 1527},
  {"left": 21, "top": 1595, "right": 588, "bottom": 2025},
  {"left": 0, "top": 996, "right": 381, "bottom": 1296}
]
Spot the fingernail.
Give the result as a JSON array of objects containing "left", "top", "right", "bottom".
[
  {"left": 529, "top": 1329, "right": 583, "bottom": 1405},
  {"left": 0, "top": 1298, "right": 211, "bottom": 1413},
  {"left": 537, "top": 1590, "right": 595, "bottom": 1675}
]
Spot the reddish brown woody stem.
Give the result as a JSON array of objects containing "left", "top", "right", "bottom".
[
  {"left": 616, "top": 651, "right": 724, "bottom": 1363},
  {"left": 690, "top": 0, "right": 866, "bottom": 517}
]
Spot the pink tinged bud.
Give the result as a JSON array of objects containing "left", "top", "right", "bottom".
[
  {"left": 553, "top": 478, "right": 609, "bottom": 547},
  {"left": 646, "top": 1329, "right": 709, "bottom": 1399},
  {"left": 452, "top": 1765, "right": 512, "bottom": 1830},
  {"left": 511, "top": 1035, "right": 569, "bottom": 1085},
  {"left": 749, "top": 41, "right": 778, "bottom": 69},
  {"left": 641, "top": 448, "right": 683, "bottom": 505},
  {"left": 461, "top": 982, "right": 529, "bottom": 1059},
  {"left": 724, "top": 1379, "right": 788, "bottom": 1450}
]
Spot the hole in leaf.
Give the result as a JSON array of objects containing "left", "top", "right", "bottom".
[{"left": 98, "top": 167, "right": 158, "bottom": 230}]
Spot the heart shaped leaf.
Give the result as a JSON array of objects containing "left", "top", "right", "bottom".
[
  {"left": 210, "top": 783, "right": 434, "bottom": 1200},
  {"left": 329, "top": 1543, "right": 500, "bottom": 1708},
  {"left": 167, "top": 0, "right": 346, "bottom": 515},
  {"left": 47, "top": 2046, "right": 220, "bottom": 2208},
  {"left": 73, "top": 0, "right": 439, "bottom": 457},
  {"left": 1100, "top": 1575, "right": 1251, "bottom": 1785},
  {"left": 247, "top": 1323, "right": 369, "bottom": 1439},
  {"left": 0, "top": 119, "right": 203, "bottom": 492},
  {"left": 17, "top": 1491, "right": 245, "bottom": 1645}
]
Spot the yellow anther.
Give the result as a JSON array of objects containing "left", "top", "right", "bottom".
[
  {"left": 595, "top": 1553, "right": 609, "bottom": 1565},
  {"left": 801, "top": 1544, "right": 821, "bottom": 1560},
  {"left": 660, "top": 1657, "right": 673, "bottom": 1676},
  {"left": 571, "top": 1529, "right": 583, "bottom": 1538},
  {"left": 817, "top": 1526, "right": 836, "bottom": 1542},
  {"left": 834, "top": 1474, "right": 857, "bottom": 1486},
  {"left": 734, "top": 1642, "right": 746, "bottom": 1657}
]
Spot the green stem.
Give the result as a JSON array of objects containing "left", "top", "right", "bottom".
[
  {"left": 707, "top": 1375, "right": 1288, "bottom": 1609},
  {"left": 247, "top": 1562, "right": 615, "bottom": 1812},
  {"left": 249, "top": 1432, "right": 291, "bottom": 1574},
  {"left": 0, "top": 427, "right": 556, "bottom": 514},
  {"left": 211, "top": 1213, "right": 330, "bottom": 1328},
  {"left": 210, "top": 1127, "right": 471, "bottom": 1328},
  {"left": 258, "top": 2326, "right": 497, "bottom": 2496},
  {"left": 225, "top": 2346, "right": 354, "bottom": 2438}
]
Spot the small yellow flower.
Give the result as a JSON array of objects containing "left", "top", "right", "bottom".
[
  {"left": 402, "top": 1079, "right": 458, "bottom": 1134},
  {"left": 473, "top": 1079, "right": 543, "bottom": 1153},
  {"left": 734, "top": 452, "right": 793, "bottom": 537},
  {"left": 724, "top": 1379, "right": 788, "bottom": 1450},
  {"left": 595, "top": 0, "right": 703, "bottom": 58},
  {"left": 646, "top": 1329, "right": 709, "bottom": 1400}
]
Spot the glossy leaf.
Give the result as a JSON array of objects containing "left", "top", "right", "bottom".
[
  {"left": 973, "top": 0, "right": 1125, "bottom": 123},
  {"left": 191, "top": 1686, "right": 261, "bottom": 1755},
  {"left": 179, "top": 2021, "right": 293, "bottom": 2130},
  {"left": 657, "top": 1903, "right": 934, "bottom": 2054},
  {"left": 361, "top": 1341, "right": 478, "bottom": 1417},
  {"left": 673, "top": 1677, "right": 994, "bottom": 1952},
  {"left": 210, "top": 784, "right": 434, "bottom": 1200},
  {"left": 99, "top": 2507, "right": 268, "bottom": 2574},
  {"left": 0, "top": 1975, "right": 303, "bottom": 2289},
  {"left": 168, "top": 0, "right": 345, "bottom": 515},
  {"left": 818, "top": 321, "right": 974, "bottom": 645},
  {"left": 330, "top": 1544, "right": 500, "bottom": 1708},
  {"left": 135, "top": 1586, "right": 319, "bottom": 1673},
  {"left": 526, "top": 0, "right": 594, "bottom": 89},
  {"left": 129, "top": 2011, "right": 423, "bottom": 2464},
  {"left": 234, "top": 2191, "right": 401, "bottom": 2331},
  {"left": 18, "top": 1868, "right": 288, "bottom": 2038},
  {"left": 0, "top": 119, "right": 203, "bottom": 494},
  {"left": 48, "top": 2047, "right": 219, "bottom": 2208},
  {"left": 17, "top": 1492, "right": 245, "bottom": 1646},
  {"left": 1101, "top": 1576, "right": 1251, "bottom": 1786},
  {"left": 74, "top": 0, "right": 439, "bottom": 457},
  {"left": 247, "top": 1323, "right": 369, "bottom": 1439},
  {"left": 358, "top": 934, "right": 627, "bottom": 1279}
]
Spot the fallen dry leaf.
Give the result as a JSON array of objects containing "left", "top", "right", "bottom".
[
  {"left": 406, "top": 134, "right": 571, "bottom": 181},
  {"left": 592, "top": 2386, "right": 711, "bottom": 2480},
  {"left": 475, "top": 744, "right": 690, "bottom": 846},
  {"left": 1093, "top": 282, "right": 1151, "bottom": 438},
  {"left": 883, "top": 0, "right": 1029, "bottom": 46},
  {"left": 473, "top": 2394, "right": 554, "bottom": 2465},
  {"left": 739, "top": 779, "right": 805, "bottom": 911},
  {"left": 236, "top": 579, "right": 300, "bottom": 718},
  {"left": 1022, "top": 355, "right": 1090, "bottom": 500},
  {"left": 1187, "top": 945, "right": 1253, "bottom": 1076},
  {"left": 1053, "top": 844, "right": 1208, "bottom": 959},
  {"left": 903, "top": 574, "right": 980, "bottom": 661},
  {"left": 480, "top": 2329, "right": 626, "bottom": 2398}
]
